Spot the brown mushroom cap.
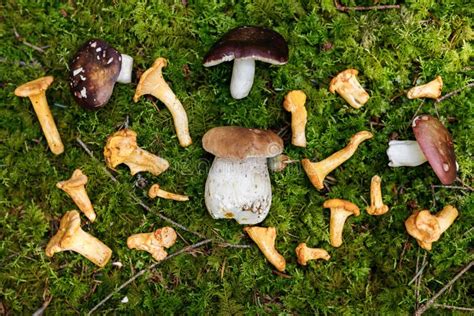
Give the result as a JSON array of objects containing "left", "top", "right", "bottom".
[
  {"left": 412, "top": 115, "right": 457, "bottom": 185},
  {"left": 14, "top": 76, "right": 54, "bottom": 97},
  {"left": 323, "top": 198, "right": 360, "bottom": 215},
  {"left": 203, "top": 26, "right": 289, "bottom": 67},
  {"left": 69, "top": 39, "right": 122, "bottom": 110},
  {"left": 202, "top": 126, "right": 283, "bottom": 159}
]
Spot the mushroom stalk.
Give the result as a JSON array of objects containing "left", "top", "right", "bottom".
[
  {"left": 302, "top": 131, "right": 373, "bottom": 190},
  {"left": 244, "top": 226, "right": 286, "bottom": 272},
  {"left": 46, "top": 211, "right": 112, "bottom": 267},
  {"left": 230, "top": 59, "right": 255, "bottom": 99},
  {"left": 407, "top": 76, "right": 443, "bottom": 99},
  {"left": 148, "top": 184, "right": 189, "bottom": 201},
  {"left": 133, "top": 57, "right": 192, "bottom": 147},
  {"left": 283, "top": 90, "right": 307, "bottom": 147},
  {"left": 366, "top": 175, "right": 389, "bottom": 216},
  {"left": 14, "top": 76, "right": 64, "bottom": 155},
  {"left": 387, "top": 140, "right": 427, "bottom": 167},
  {"left": 127, "top": 227, "right": 177, "bottom": 261},
  {"left": 295, "top": 243, "right": 330, "bottom": 265},
  {"left": 116, "top": 54, "right": 134, "bottom": 84}
]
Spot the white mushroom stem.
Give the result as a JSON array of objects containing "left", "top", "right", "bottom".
[
  {"left": 387, "top": 140, "right": 427, "bottom": 167},
  {"left": 117, "top": 54, "right": 134, "bottom": 84},
  {"left": 230, "top": 59, "right": 255, "bottom": 99}
]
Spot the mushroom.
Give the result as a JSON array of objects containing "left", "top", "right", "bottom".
[
  {"left": 267, "top": 154, "right": 297, "bottom": 172},
  {"left": 56, "top": 169, "right": 96, "bottom": 222},
  {"left": 323, "top": 199, "right": 360, "bottom": 247},
  {"left": 329, "top": 69, "right": 370, "bottom": 109},
  {"left": 45, "top": 210, "right": 112, "bottom": 267},
  {"left": 302, "top": 131, "right": 373, "bottom": 190},
  {"left": 407, "top": 76, "right": 443, "bottom": 99},
  {"left": 243, "top": 226, "right": 286, "bottom": 272},
  {"left": 366, "top": 175, "right": 389, "bottom": 216},
  {"left": 127, "top": 227, "right": 177, "bottom": 261},
  {"left": 148, "top": 184, "right": 189, "bottom": 201},
  {"left": 387, "top": 115, "right": 457, "bottom": 185},
  {"left": 283, "top": 90, "right": 307, "bottom": 147},
  {"left": 203, "top": 126, "right": 283, "bottom": 225},
  {"left": 133, "top": 58, "right": 192, "bottom": 147},
  {"left": 203, "top": 26, "right": 289, "bottom": 99},
  {"left": 14, "top": 76, "right": 64, "bottom": 155},
  {"left": 405, "top": 205, "right": 458, "bottom": 251},
  {"left": 295, "top": 243, "right": 330, "bottom": 265},
  {"left": 104, "top": 128, "right": 169, "bottom": 176},
  {"left": 69, "top": 39, "right": 134, "bottom": 109}
]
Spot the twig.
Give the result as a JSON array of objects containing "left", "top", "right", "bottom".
[
  {"left": 13, "top": 27, "right": 46, "bottom": 53},
  {"left": 436, "top": 82, "right": 474, "bottom": 103},
  {"left": 87, "top": 239, "right": 213, "bottom": 315},
  {"left": 432, "top": 184, "right": 474, "bottom": 192},
  {"left": 432, "top": 304, "right": 474, "bottom": 311},
  {"left": 272, "top": 270, "right": 292, "bottom": 279},
  {"left": 334, "top": 0, "right": 400, "bottom": 12},
  {"left": 76, "top": 137, "right": 205, "bottom": 239},
  {"left": 218, "top": 242, "right": 252, "bottom": 249},
  {"left": 408, "top": 259, "right": 428, "bottom": 285},
  {"left": 415, "top": 252, "right": 427, "bottom": 309},
  {"left": 414, "top": 261, "right": 473, "bottom": 316},
  {"left": 32, "top": 296, "right": 53, "bottom": 316}
]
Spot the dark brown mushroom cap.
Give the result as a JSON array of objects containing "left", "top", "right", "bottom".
[
  {"left": 203, "top": 26, "right": 289, "bottom": 67},
  {"left": 202, "top": 126, "right": 283, "bottom": 159},
  {"left": 412, "top": 115, "right": 457, "bottom": 184},
  {"left": 69, "top": 39, "right": 122, "bottom": 110}
]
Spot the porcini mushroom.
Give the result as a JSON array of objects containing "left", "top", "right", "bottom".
[
  {"left": 14, "top": 76, "right": 64, "bottom": 155},
  {"left": 283, "top": 90, "right": 307, "bottom": 147},
  {"left": 302, "top": 131, "right": 373, "bottom": 190},
  {"left": 69, "top": 39, "right": 134, "bottom": 109},
  {"left": 203, "top": 126, "right": 283, "bottom": 224},
  {"left": 405, "top": 205, "right": 458, "bottom": 251},
  {"left": 329, "top": 69, "right": 370, "bottom": 109},
  {"left": 133, "top": 58, "right": 192, "bottom": 147},
  {"left": 148, "top": 184, "right": 189, "bottom": 201},
  {"left": 323, "top": 199, "right": 360, "bottom": 247},
  {"left": 387, "top": 115, "right": 457, "bottom": 185},
  {"left": 203, "top": 26, "right": 289, "bottom": 99},
  {"left": 407, "top": 76, "right": 443, "bottom": 99},
  {"left": 366, "top": 175, "right": 389, "bottom": 216},
  {"left": 244, "top": 226, "right": 286, "bottom": 272},
  {"left": 45, "top": 210, "right": 112, "bottom": 267},
  {"left": 104, "top": 128, "right": 169, "bottom": 176},
  {"left": 56, "top": 169, "right": 96, "bottom": 222},
  {"left": 127, "top": 227, "right": 177, "bottom": 261},
  {"left": 295, "top": 243, "right": 330, "bottom": 265}
]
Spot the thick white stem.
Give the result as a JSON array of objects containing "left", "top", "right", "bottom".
[
  {"left": 387, "top": 140, "right": 427, "bottom": 167},
  {"left": 230, "top": 59, "right": 255, "bottom": 99},
  {"left": 117, "top": 54, "right": 133, "bottom": 84}
]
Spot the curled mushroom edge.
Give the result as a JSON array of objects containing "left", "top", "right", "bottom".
[
  {"left": 329, "top": 69, "right": 370, "bottom": 109},
  {"left": 127, "top": 227, "right": 177, "bottom": 261},
  {"left": 244, "top": 226, "right": 286, "bottom": 272}
]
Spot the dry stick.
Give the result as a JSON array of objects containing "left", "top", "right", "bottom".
[
  {"left": 13, "top": 27, "right": 46, "bottom": 53},
  {"left": 408, "top": 259, "right": 429, "bottom": 286},
  {"left": 414, "top": 261, "right": 474, "bottom": 316},
  {"left": 432, "top": 304, "right": 474, "bottom": 312},
  {"left": 32, "top": 296, "right": 53, "bottom": 316},
  {"left": 87, "top": 239, "right": 213, "bottom": 315},
  {"left": 334, "top": 0, "right": 400, "bottom": 12},
  {"left": 436, "top": 82, "right": 474, "bottom": 103},
  {"left": 432, "top": 185, "right": 474, "bottom": 192}
]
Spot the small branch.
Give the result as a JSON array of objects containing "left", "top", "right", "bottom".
[
  {"left": 87, "top": 239, "right": 213, "bottom": 315},
  {"left": 436, "top": 82, "right": 474, "bottom": 103},
  {"left": 13, "top": 27, "right": 46, "bottom": 53},
  {"left": 432, "top": 184, "right": 473, "bottom": 192},
  {"left": 432, "top": 304, "right": 474, "bottom": 312},
  {"left": 32, "top": 296, "right": 52, "bottom": 316},
  {"left": 334, "top": 0, "right": 400, "bottom": 12},
  {"left": 218, "top": 242, "right": 252, "bottom": 249},
  {"left": 408, "top": 259, "right": 428, "bottom": 285},
  {"left": 414, "top": 261, "right": 473, "bottom": 316}
]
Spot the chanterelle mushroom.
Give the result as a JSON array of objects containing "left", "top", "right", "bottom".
[
  {"left": 295, "top": 243, "right": 330, "bottom": 266},
  {"left": 46, "top": 210, "right": 112, "bottom": 267},
  {"left": 407, "top": 76, "right": 443, "bottom": 99},
  {"left": 14, "top": 76, "right": 64, "bottom": 155},
  {"left": 329, "top": 69, "right": 369, "bottom": 109},
  {"left": 148, "top": 184, "right": 189, "bottom": 202},
  {"left": 244, "top": 226, "right": 286, "bottom": 272},
  {"left": 69, "top": 39, "right": 133, "bottom": 109},
  {"left": 203, "top": 26, "right": 289, "bottom": 99},
  {"left": 387, "top": 115, "right": 457, "bottom": 184},
  {"left": 203, "top": 126, "right": 283, "bottom": 224},
  {"left": 56, "top": 169, "right": 96, "bottom": 222},
  {"left": 366, "top": 175, "right": 389, "bottom": 216},
  {"left": 302, "top": 131, "right": 373, "bottom": 190},
  {"left": 405, "top": 205, "right": 458, "bottom": 251},
  {"left": 104, "top": 128, "right": 169, "bottom": 176},
  {"left": 133, "top": 58, "right": 192, "bottom": 147},
  {"left": 127, "top": 227, "right": 177, "bottom": 261},
  {"left": 323, "top": 199, "right": 360, "bottom": 248},
  {"left": 283, "top": 90, "right": 307, "bottom": 147}
]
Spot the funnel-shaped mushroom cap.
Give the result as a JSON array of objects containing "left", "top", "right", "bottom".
[
  {"left": 202, "top": 126, "right": 283, "bottom": 159},
  {"left": 69, "top": 39, "right": 122, "bottom": 110},
  {"left": 323, "top": 199, "right": 360, "bottom": 215},
  {"left": 15, "top": 76, "right": 54, "bottom": 97},
  {"left": 412, "top": 115, "right": 457, "bottom": 185},
  {"left": 203, "top": 26, "right": 288, "bottom": 67}
]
